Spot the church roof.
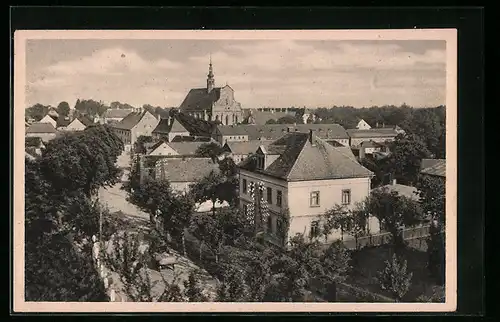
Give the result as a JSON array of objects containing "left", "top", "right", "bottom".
[{"left": 179, "top": 87, "right": 221, "bottom": 111}]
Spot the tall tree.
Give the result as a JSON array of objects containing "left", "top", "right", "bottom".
[
  {"left": 387, "top": 133, "right": 431, "bottom": 185},
  {"left": 365, "top": 188, "right": 422, "bottom": 254},
  {"left": 189, "top": 170, "right": 226, "bottom": 216},
  {"left": 183, "top": 271, "right": 209, "bottom": 302},
  {"left": 56, "top": 101, "right": 71, "bottom": 117},
  {"left": 377, "top": 254, "right": 413, "bottom": 302},
  {"left": 26, "top": 103, "right": 50, "bottom": 121},
  {"left": 195, "top": 142, "right": 224, "bottom": 162}
]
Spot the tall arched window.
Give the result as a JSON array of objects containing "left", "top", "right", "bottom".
[
  {"left": 225, "top": 115, "right": 229, "bottom": 125},
  {"left": 215, "top": 115, "right": 220, "bottom": 122}
]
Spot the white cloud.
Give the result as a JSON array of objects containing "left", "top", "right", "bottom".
[{"left": 26, "top": 40, "right": 446, "bottom": 108}]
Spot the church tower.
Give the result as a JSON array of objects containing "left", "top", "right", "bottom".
[{"left": 207, "top": 54, "right": 215, "bottom": 93}]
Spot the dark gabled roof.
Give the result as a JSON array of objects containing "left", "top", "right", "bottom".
[
  {"left": 170, "top": 136, "right": 214, "bottom": 143},
  {"left": 346, "top": 128, "right": 399, "bottom": 138},
  {"left": 223, "top": 140, "right": 273, "bottom": 155},
  {"left": 217, "top": 123, "right": 349, "bottom": 140},
  {"left": 420, "top": 159, "right": 446, "bottom": 178},
  {"left": 239, "top": 132, "right": 373, "bottom": 181},
  {"left": 112, "top": 111, "right": 147, "bottom": 130},
  {"left": 154, "top": 157, "right": 219, "bottom": 182},
  {"left": 152, "top": 113, "right": 217, "bottom": 138},
  {"left": 179, "top": 87, "right": 221, "bottom": 111},
  {"left": 26, "top": 122, "right": 57, "bottom": 134},
  {"left": 104, "top": 109, "right": 134, "bottom": 119},
  {"left": 149, "top": 139, "right": 168, "bottom": 152},
  {"left": 77, "top": 115, "right": 94, "bottom": 127}
]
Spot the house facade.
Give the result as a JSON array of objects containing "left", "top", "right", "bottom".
[
  {"left": 39, "top": 114, "right": 57, "bottom": 128},
  {"left": 238, "top": 131, "right": 375, "bottom": 245},
  {"left": 112, "top": 110, "right": 159, "bottom": 150},
  {"left": 356, "top": 119, "right": 372, "bottom": 130},
  {"left": 347, "top": 128, "right": 399, "bottom": 147},
  {"left": 178, "top": 58, "right": 243, "bottom": 125}
]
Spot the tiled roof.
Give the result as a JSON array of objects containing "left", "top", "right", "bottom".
[
  {"left": 217, "top": 123, "right": 349, "bottom": 140},
  {"left": 112, "top": 111, "right": 146, "bottom": 130},
  {"left": 167, "top": 142, "right": 206, "bottom": 156},
  {"left": 170, "top": 136, "right": 214, "bottom": 143},
  {"left": 155, "top": 157, "right": 219, "bottom": 182},
  {"left": 26, "top": 122, "right": 57, "bottom": 134},
  {"left": 421, "top": 158, "right": 443, "bottom": 170},
  {"left": 239, "top": 132, "right": 373, "bottom": 181},
  {"left": 179, "top": 87, "right": 221, "bottom": 111},
  {"left": 346, "top": 128, "right": 399, "bottom": 138},
  {"left": 170, "top": 118, "right": 190, "bottom": 133},
  {"left": 223, "top": 140, "right": 273, "bottom": 155},
  {"left": 104, "top": 109, "right": 134, "bottom": 119},
  {"left": 77, "top": 115, "right": 94, "bottom": 127},
  {"left": 152, "top": 113, "right": 217, "bottom": 138},
  {"left": 420, "top": 159, "right": 446, "bottom": 178},
  {"left": 373, "top": 184, "right": 419, "bottom": 200}
]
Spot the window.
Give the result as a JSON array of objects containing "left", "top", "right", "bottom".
[
  {"left": 256, "top": 155, "right": 265, "bottom": 169},
  {"left": 341, "top": 189, "right": 351, "bottom": 205},
  {"left": 310, "top": 220, "right": 320, "bottom": 238},
  {"left": 266, "top": 187, "right": 272, "bottom": 204},
  {"left": 310, "top": 191, "right": 320, "bottom": 207},
  {"left": 243, "top": 204, "right": 248, "bottom": 216},
  {"left": 242, "top": 179, "right": 247, "bottom": 194},
  {"left": 276, "top": 190, "right": 283, "bottom": 207}
]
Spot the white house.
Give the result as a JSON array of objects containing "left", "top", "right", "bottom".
[
  {"left": 39, "top": 114, "right": 57, "bottom": 128},
  {"left": 112, "top": 110, "right": 160, "bottom": 151},
  {"left": 25, "top": 122, "right": 58, "bottom": 142},
  {"left": 238, "top": 130, "right": 377, "bottom": 246},
  {"left": 356, "top": 119, "right": 372, "bottom": 130},
  {"left": 147, "top": 141, "right": 206, "bottom": 157}
]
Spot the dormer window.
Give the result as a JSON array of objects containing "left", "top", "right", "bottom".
[{"left": 256, "top": 154, "right": 265, "bottom": 169}]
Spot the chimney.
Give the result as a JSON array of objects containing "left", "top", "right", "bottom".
[
  {"left": 376, "top": 121, "right": 379, "bottom": 128},
  {"left": 392, "top": 178, "right": 397, "bottom": 185}
]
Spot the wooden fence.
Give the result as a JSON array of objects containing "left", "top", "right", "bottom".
[{"left": 338, "top": 224, "right": 434, "bottom": 251}]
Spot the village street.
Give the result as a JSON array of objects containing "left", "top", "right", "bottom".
[{"left": 97, "top": 151, "right": 219, "bottom": 301}]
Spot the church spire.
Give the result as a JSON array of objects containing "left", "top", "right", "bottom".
[{"left": 207, "top": 54, "right": 215, "bottom": 93}]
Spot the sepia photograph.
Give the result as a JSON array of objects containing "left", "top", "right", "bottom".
[{"left": 13, "top": 29, "right": 457, "bottom": 312}]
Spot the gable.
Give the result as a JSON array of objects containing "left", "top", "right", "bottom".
[
  {"left": 67, "top": 118, "right": 86, "bottom": 130},
  {"left": 149, "top": 142, "right": 179, "bottom": 156}
]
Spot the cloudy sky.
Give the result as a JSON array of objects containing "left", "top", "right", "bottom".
[{"left": 25, "top": 39, "right": 446, "bottom": 109}]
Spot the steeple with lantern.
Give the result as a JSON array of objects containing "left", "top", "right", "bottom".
[{"left": 207, "top": 54, "right": 215, "bottom": 93}]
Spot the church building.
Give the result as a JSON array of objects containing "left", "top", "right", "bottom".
[{"left": 178, "top": 57, "right": 243, "bottom": 125}]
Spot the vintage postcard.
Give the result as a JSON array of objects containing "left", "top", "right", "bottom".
[{"left": 13, "top": 29, "right": 457, "bottom": 312}]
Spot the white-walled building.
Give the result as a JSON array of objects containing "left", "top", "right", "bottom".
[{"left": 238, "top": 130, "right": 376, "bottom": 246}]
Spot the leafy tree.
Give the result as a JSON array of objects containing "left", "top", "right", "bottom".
[
  {"left": 56, "top": 101, "right": 71, "bottom": 117},
  {"left": 133, "top": 135, "right": 154, "bottom": 155},
  {"left": 189, "top": 170, "right": 226, "bottom": 216},
  {"left": 25, "top": 232, "right": 108, "bottom": 302},
  {"left": 183, "top": 271, "right": 209, "bottom": 302},
  {"left": 195, "top": 142, "right": 224, "bottom": 162},
  {"left": 365, "top": 188, "right": 422, "bottom": 254},
  {"left": 39, "top": 125, "right": 123, "bottom": 197},
  {"left": 322, "top": 205, "right": 350, "bottom": 242},
  {"left": 276, "top": 115, "right": 298, "bottom": 124},
  {"left": 388, "top": 133, "right": 431, "bottom": 185},
  {"left": 377, "top": 254, "right": 413, "bottom": 302},
  {"left": 74, "top": 99, "right": 108, "bottom": 118},
  {"left": 320, "top": 240, "right": 351, "bottom": 283},
  {"left": 26, "top": 103, "right": 50, "bottom": 121},
  {"left": 216, "top": 265, "right": 250, "bottom": 302}
]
